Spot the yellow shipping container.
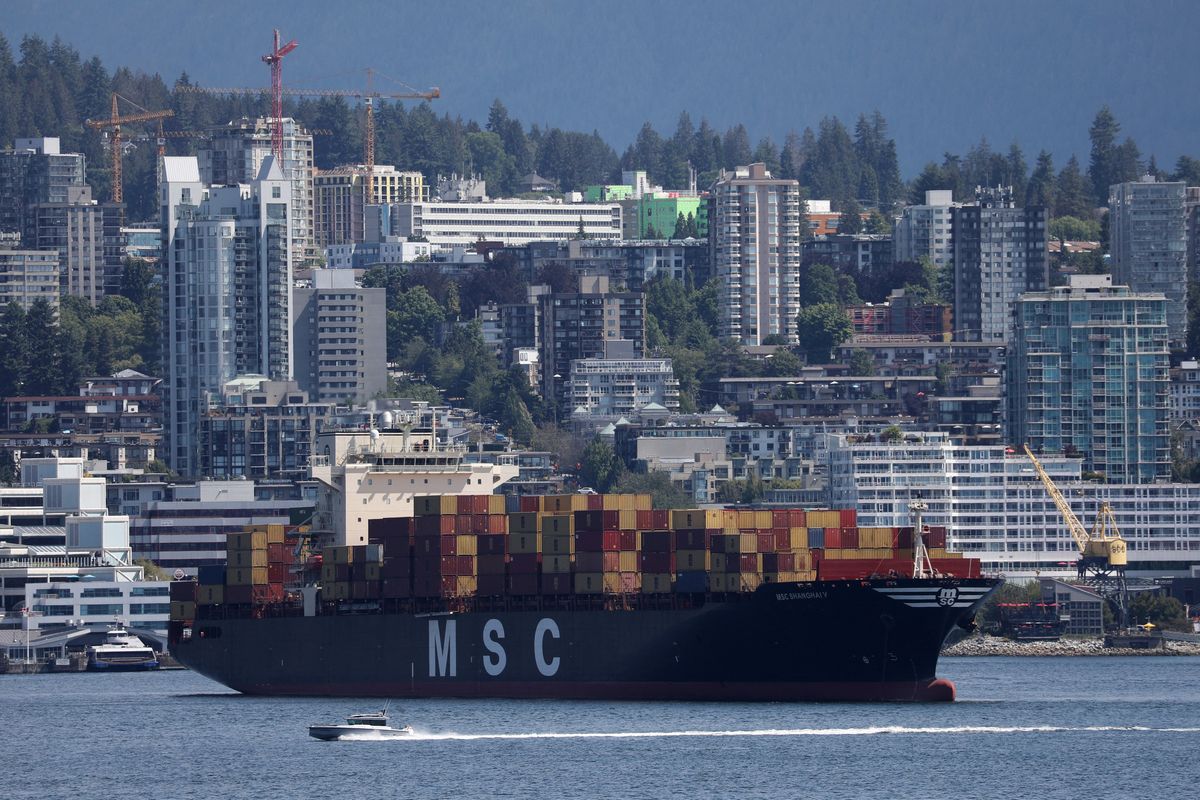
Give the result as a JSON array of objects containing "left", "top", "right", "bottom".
[
  {"left": 794, "top": 551, "right": 812, "bottom": 570},
  {"left": 486, "top": 495, "right": 507, "bottom": 515},
  {"left": 448, "top": 576, "right": 477, "bottom": 597},
  {"left": 198, "top": 585, "right": 224, "bottom": 605},
  {"left": 929, "top": 548, "right": 952, "bottom": 559},
  {"left": 754, "top": 511, "right": 773, "bottom": 530},
  {"left": 739, "top": 532, "right": 758, "bottom": 553},
  {"left": 508, "top": 532, "right": 541, "bottom": 554},
  {"left": 618, "top": 551, "right": 639, "bottom": 572},
  {"left": 539, "top": 514, "right": 574, "bottom": 534},
  {"left": 328, "top": 546, "right": 355, "bottom": 565},
  {"left": 851, "top": 548, "right": 893, "bottom": 560},
  {"left": 508, "top": 512, "right": 539, "bottom": 533},
  {"left": 542, "top": 555, "right": 572, "bottom": 574},
  {"left": 455, "top": 535, "right": 478, "bottom": 556},
  {"left": 676, "top": 549, "right": 710, "bottom": 571},
  {"left": 739, "top": 573, "right": 763, "bottom": 592},
  {"left": 824, "top": 548, "right": 845, "bottom": 560},
  {"left": 229, "top": 549, "right": 267, "bottom": 568},
  {"left": 228, "top": 531, "right": 268, "bottom": 552},
  {"left": 737, "top": 510, "right": 757, "bottom": 529},
  {"left": 618, "top": 509, "right": 637, "bottom": 530},
  {"left": 788, "top": 527, "right": 807, "bottom": 550},
  {"left": 575, "top": 572, "right": 603, "bottom": 594},
  {"left": 859, "top": 528, "right": 894, "bottom": 549},
  {"left": 601, "top": 494, "right": 629, "bottom": 511},
  {"left": 227, "top": 566, "right": 269, "bottom": 586},
  {"left": 170, "top": 601, "right": 196, "bottom": 620},
  {"left": 796, "top": 569, "right": 818, "bottom": 582},
  {"left": 641, "top": 573, "right": 673, "bottom": 594},
  {"left": 541, "top": 532, "right": 573, "bottom": 555},
  {"left": 670, "top": 509, "right": 723, "bottom": 530},
  {"left": 633, "top": 494, "right": 652, "bottom": 511},
  {"left": 722, "top": 510, "right": 740, "bottom": 533},
  {"left": 602, "top": 573, "right": 631, "bottom": 593}
]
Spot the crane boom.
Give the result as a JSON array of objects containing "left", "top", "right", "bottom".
[
  {"left": 1022, "top": 445, "right": 1092, "bottom": 556},
  {"left": 84, "top": 93, "right": 174, "bottom": 205}
]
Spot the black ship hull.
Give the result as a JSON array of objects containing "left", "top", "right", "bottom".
[{"left": 171, "top": 578, "right": 999, "bottom": 702}]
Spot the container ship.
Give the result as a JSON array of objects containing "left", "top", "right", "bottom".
[{"left": 169, "top": 494, "right": 999, "bottom": 702}]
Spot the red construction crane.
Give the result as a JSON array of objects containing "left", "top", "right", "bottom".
[
  {"left": 178, "top": 68, "right": 439, "bottom": 200},
  {"left": 263, "top": 29, "right": 299, "bottom": 160},
  {"left": 84, "top": 93, "right": 174, "bottom": 205}
]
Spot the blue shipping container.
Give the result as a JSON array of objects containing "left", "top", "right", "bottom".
[{"left": 674, "top": 570, "right": 708, "bottom": 593}]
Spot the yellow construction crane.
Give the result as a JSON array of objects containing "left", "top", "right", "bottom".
[
  {"left": 177, "top": 69, "right": 439, "bottom": 200},
  {"left": 1023, "top": 445, "right": 1128, "bottom": 577},
  {"left": 85, "top": 93, "right": 174, "bottom": 205}
]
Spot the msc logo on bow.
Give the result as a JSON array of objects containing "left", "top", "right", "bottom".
[{"left": 936, "top": 587, "right": 959, "bottom": 607}]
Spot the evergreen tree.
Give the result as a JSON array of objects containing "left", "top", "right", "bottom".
[
  {"left": 1113, "top": 137, "right": 1143, "bottom": 186},
  {"left": 752, "top": 136, "right": 780, "bottom": 175},
  {"left": 1056, "top": 156, "right": 1093, "bottom": 219},
  {"left": 779, "top": 130, "right": 804, "bottom": 180},
  {"left": 839, "top": 198, "right": 864, "bottom": 235},
  {"left": 1088, "top": 105, "right": 1121, "bottom": 206},
  {"left": 673, "top": 213, "right": 688, "bottom": 239},
  {"left": 1026, "top": 150, "right": 1056, "bottom": 214},
  {"left": 1006, "top": 142, "right": 1028, "bottom": 203},
  {"left": 722, "top": 124, "right": 752, "bottom": 169},
  {"left": 0, "top": 302, "right": 29, "bottom": 397},
  {"left": 22, "top": 299, "right": 60, "bottom": 395}
]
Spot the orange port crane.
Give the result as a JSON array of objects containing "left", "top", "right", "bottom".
[
  {"left": 179, "top": 68, "right": 439, "bottom": 200},
  {"left": 84, "top": 93, "right": 174, "bottom": 204}
]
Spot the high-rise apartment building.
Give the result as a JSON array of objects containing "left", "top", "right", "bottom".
[
  {"left": 313, "top": 165, "right": 425, "bottom": 247},
  {"left": 708, "top": 163, "right": 802, "bottom": 345},
  {"left": 199, "top": 117, "right": 314, "bottom": 264},
  {"left": 0, "top": 245, "right": 59, "bottom": 310},
  {"left": 160, "top": 155, "right": 293, "bottom": 476},
  {"left": 1008, "top": 275, "right": 1170, "bottom": 483},
  {"left": 1183, "top": 186, "right": 1199, "bottom": 284},
  {"left": 951, "top": 186, "right": 1047, "bottom": 342},
  {"left": 893, "top": 189, "right": 957, "bottom": 269},
  {"left": 1109, "top": 177, "right": 1188, "bottom": 347},
  {"left": 291, "top": 268, "right": 387, "bottom": 404},
  {"left": 0, "top": 137, "right": 87, "bottom": 239},
  {"left": 28, "top": 185, "right": 123, "bottom": 302}
]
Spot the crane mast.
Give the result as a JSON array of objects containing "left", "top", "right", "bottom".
[{"left": 85, "top": 93, "right": 174, "bottom": 208}]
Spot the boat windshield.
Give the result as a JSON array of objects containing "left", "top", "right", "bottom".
[{"left": 347, "top": 714, "right": 388, "bottom": 726}]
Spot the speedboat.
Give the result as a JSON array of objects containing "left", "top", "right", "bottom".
[
  {"left": 86, "top": 623, "right": 159, "bottom": 671},
  {"left": 309, "top": 710, "right": 414, "bottom": 741}
]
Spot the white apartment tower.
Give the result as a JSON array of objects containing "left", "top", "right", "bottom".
[
  {"left": 709, "top": 163, "right": 802, "bottom": 345},
  {"left": 893, "top": 189, "right": 957, "bottom": 270},
  {"left": 199, "top": 117, "right": 315, "bottom": 264},
  {"left": 160, "top": 155, "right": 293, "bottom": 476}
]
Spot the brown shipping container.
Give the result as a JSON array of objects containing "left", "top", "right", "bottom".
[
  {"left": 641, "top": 573, "right": 673, "bottom": 594},
  {"left": 673, "top": 528, "right": 707, "bottom": 549},
  {"left": 711, "top": 552, "right": 729, "bottom": 572},
  {"left": 198, "top": 584, "right": 224, "bottom": 605},
  {"left": 440, "top": 536, "right": 458, "bottom": 556},
  {"left": 228, "top": 531, "right": 268, "bottom": 551},
  {"left": 574, "top": 572, "right": 603, "bottom": 594},
  {"left": 575, "top": 510, "right": 604, "bottom": 531},
  {"left": 268, "top": 563, "right": 289, "bottom": 584},
  {"left": 228, "top": 566, "right": 269, "bottom": 586},
  {"left": 169, "top": 581, "right": 197, "bottom": 602},
  {"left": 757, "top": 532, "right": 775, "bottom": 553},
  {"left": 170, "top": 601, "right": 196, "bottom": 620},
  {"left": 508, "top": 512, "right": 539, "bottom": 534},
  {"left": 508, "top": 532, "right": 541, "bottom": 554},
  {"left": 381, "top": 577, "right": 411, "bottom": 599},
  {"left": 586, "top": 493, "right": 604, "bottom": 511},
  {"left": 413, "top": 515, "right": 442, "bottom": 537},
  {"left": 229, "top": 549, "right": 266, "bottom": 568},
  {"left": 543, "top": 573, "right": 572, "bottom": 594},
  {"left": 639, "top": 551, "right": 673, "bottom": 573},
  {"left": 477, "top": 553, "right": 507, "bottom": 575},
  {"left": 518, "top": 496, "right": 541, "bottom": 513},
  {"left": 927, "top": 527, "right": 948, "bottom": 548},
  {"left": 618, "top": 530, "right": 637, "bottom": 550},
  {"left": 540, "top": 514, "right": 574, "bottom": 534},
  {"left": 738, "top": 554, "right": 762, "bottom": 573},
  {"left": 541, "top": 532, "right": 573, "bottom": 555},
  {"left": 739, "top": 573, "right": 763, "bottom": 592},
  {"left": 575, "top": 530, "right": 604, "bottom": 551},
  {"left": 508, "top": 553, "right": 541, "bottom": 574},
  {"left": 477, "top": 573, "right": 506, "bottom": 596},
  {"left": 670, "top": 509, "right": 722, "bottom": 530},
  {"left": 542, "top": 555, "right": 572, "bottom": 574},
  {"left": 601, "top": 510, "right": 621, "bottom": 531},
  {"left": 676, "top": 549, "right": 710, "bottom": 571},
  {"left": 413, "top": 535, "right": 439, "bottom": 557}
]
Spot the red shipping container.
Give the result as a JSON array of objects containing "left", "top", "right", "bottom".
[
  {"left": 738, "top": 554, "right": 759, "bottom": 573},
  {"left": 543, "top": 573, "right": 572, "bottom": 594},
  {"left": 603, "top": 552, "right": 621, "bottom": 572},
  {"left": 576, "top": 530, "right": 603, "bottom": 551},
  {"left": 895, "top": 527, "right": 914, "bottom": 549},
  {"left": 508, "top": 573, "right": 539, "bottom": 594},
  {"left": 841, "top": 527, "right": 859, "bottom": 549},
  {"left": 774, "top": 529, "right": 790, "bottom": 552},
  {"left": 640, "top": 531, "right": 672, "bottom": 552},
  {"left": 267, "top": 563, "right": 289, "bottom": 583},
  {"left": 757, "top": 532, "right": 776, "bottom": 553},
  {"left": 674, "top": 529, "right": 706, "bottom": 549},
  {"left": 519, "top": 496, "right": 540, "bottom": 513},
  {"left": 440, "top": 536, "right": 457, "bottom": 556},
  {"left": 267, "top": 543, "right": 289, "bottom": 564},
  {"left": 602, "top": 531, "right": 623, "bottom": 551},
  {"left": 575, "top": 511, "right": 604, "bottom": 532},
  {"left": 810, "top": 548, "right": 824, "bottom": 563},
  {"left": 619, "top": 530, "right": 637, "bottom": 550},
  {"left": 772, "top": 510, "right": 790, "bottom": 528},
  {"left": 840, "top": 509, "right": 857, "bottom": 527},
  {"left": 477, "top": 553, "right": 507, "bottom": 575},
  {"left": 576, "top": 551, "right": 604, "bottom": 572},
  {"left": 584, "top": 493, "right": 602, "bottom": 511},
  {"left": 636, "top": 510, "right": 655, "bottom": 529},
  {"left": 509, "top": 553, "right": 540, "bottom": 574},
  {"left": 639, "top": 551, "right": 673, "bottom": 573},
  {"left": 778, "top": 552, "right": 796, "bottom": 571},
  {"left": 788, "top": 509, "right": 806, "bottom": 527},
  {"left": 825, "top": 527, "right": 843, "bottom": 548},
  {"left": 602, "top": 510, "right": 621, "bottom": 531},
  {"left": 438, "top": 516, "right": 458, "bottom": 535},
  {"left": 926, "top": 527, "right": 947, "bottom": 548},
  {"left": 476, "top": 573, "right": 505, "bottom": 595}
]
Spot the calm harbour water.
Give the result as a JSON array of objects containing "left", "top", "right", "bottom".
[{"left": 3, "top": 657, "right": 1197, "bottom": 799}]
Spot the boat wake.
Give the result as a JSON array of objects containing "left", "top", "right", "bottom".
[{"left": 362, "top": 725, "right": 1200, "bottom": 742}]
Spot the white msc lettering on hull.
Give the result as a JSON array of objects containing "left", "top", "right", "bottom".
[
  {"left": 482, "top": 618, "right": 506, "bottom": 676},
  {"left": 534, "top": 618, "right": 561, "bottom": 677},
  {"left": 428, "top": 619, "right": 457, "bottom": 677}
]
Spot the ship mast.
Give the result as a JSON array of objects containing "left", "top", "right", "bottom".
[{"left": 909, "top": 498, "right": 935, "bottom": 579}]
